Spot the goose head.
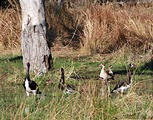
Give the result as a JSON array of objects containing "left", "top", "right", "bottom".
[
  {"left": 58, "top": 68, "right": 64, "bottom": 73},
  {"left": 108, "top": 65, "right": 113, "bottom": 69},
  {"left": 129, "top": 63, "right": 136, "bottom": 68},
  {"left": 108, "top": 65, "right": 113, "bottom": 72},
  {"left": 61, "top": 68, "right": 64, "bottom": 73},
  {"left": 99, "top": 64, "right": 105, "bottom": 68},
  {"left": 26, "top": 62, "right": 30, "bottom": 67},
  {"left": 108, "top": 65, "right": 113, "bottom": 75},
  {"left": 26, "top": 62, "right": 30, "bottom": 72}
]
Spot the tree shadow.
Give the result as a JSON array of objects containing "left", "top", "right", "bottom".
[
  {"left": 8, "top": 56, "right": 23, "bottom": 61},
  {"left": 0, "top": 0, "right": 19, "bottom": 9},
  {"left": 46, "top": 28, "right": 57, "bottom": 48},
  {"left": 70, "top": 62, "right": 153, "bottom": 81},
  {"left": 113, "top": 70, "right": 127, "bottom": 75},
  {"left": 114, "top": 68, "right": 153, "bottom": 76},
  {"left": 0, "top": 0, "right": 11, "bottom": 9},
  {"left": 0, "top": 56, "right": 23, "bottom": 62},
  {"left": 142, "top": 58, "right": 153, "bottom": 71}
]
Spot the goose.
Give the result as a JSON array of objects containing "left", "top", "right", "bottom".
[
  {"left": 99, "top": 64, "right": 114, "bottom": 81},
  {"left": 111, "top": 63, "right": 136, "bottom": 95},
  {"left": 23, "top": 62, "right": 41, "bottom": 96},
  {"left": 58, "top": 68, "right": 75, "bottom": 94},
  {"left": 108, "top": 65, "right": 113, "bottom": 76},
  {"left": 99, "top": 64, "right": 114, "bottom": 97},
  {"left": 107, "top": 65, "right": 114, "bottom": 82}
]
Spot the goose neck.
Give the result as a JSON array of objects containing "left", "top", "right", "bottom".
[
  {"left": 61, "top": 71, "right": 65, "bottom": 85},
  {"left": 101, "top": 66, "right": 105, "bottom": 71},
  {"left": 127, "top": 66, "right": 132, "bottom": 83},
  {"left": 26, "top": 66, "right": 30, "bottom": 80},
  {"left": 108, "top": 68, "right": 113, "bottom": 74}
]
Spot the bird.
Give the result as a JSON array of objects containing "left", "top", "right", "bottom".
[
  {"left": 111, "top": 63, "right": 136, "bottom": 95},
  {"left": 107, "top": 65, "right": 114, "bottom": 82},
  {"left": 23, "top": 62, "right": 41, "bottom": 97},
  {"left": 108, "top": 65, "right": 113, "bottom": 76},
  {"left": 99, "top": 64, "right": 114, "bottom": 97},
  {"left": 99, "top": 64, "right": 114, "bottom": 81},
  {"left": 58, "top": 68, "right": 75, "bottom": 94}
]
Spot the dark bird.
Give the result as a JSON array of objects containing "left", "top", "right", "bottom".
[
  {"left": 23, "top": 62, "right": 41, "bottom": 96},
  {"left": 58, "top": 68, "right": 75, "bottom": 94},
  {"left": 111, "top": 63, "right": 136, "bottom": 95}
]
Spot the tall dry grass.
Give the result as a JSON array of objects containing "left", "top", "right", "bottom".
[
  {"left": 0, "top": 1, "right": 153, "bottom": 56},
  {"left": 80, "top": 3, "right": 153, "bottom": 54},
  {"left": 0, "top": 0, "right": 21, "bottom": 54}
]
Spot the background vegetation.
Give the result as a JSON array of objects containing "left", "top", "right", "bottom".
[
  {"left": 0, "top": 0, "right": 153, "bottom": 55},
  {"left": 0, "top": 0, "right": 152, "bottom": 119}
]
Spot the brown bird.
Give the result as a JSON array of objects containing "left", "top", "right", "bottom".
[
  {"left": 99, "top": 64, "right": 114, "bottom": 96},
  {"left": 99, "top": 64, "right": 114, "bottom": 81},
  {"left": 107, "top": 65, "right": 114, "bottom": 82},
  {"left": 58, "top": 68, "right": 75, "bottom": 94}
]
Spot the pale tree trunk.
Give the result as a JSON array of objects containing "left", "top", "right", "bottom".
[
  {"left": 57, "top": 0, "right": 62, "bottom": 9},
  {"left": 20, "top": 0, "right": 53, "bottom": 73}
]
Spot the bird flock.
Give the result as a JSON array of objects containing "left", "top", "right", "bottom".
[
  {"left": 99, "top": 63, "right": 136, "bottom": 96},
  {"left": 23, "top": 62, "right": 136, "bottom": 97}
]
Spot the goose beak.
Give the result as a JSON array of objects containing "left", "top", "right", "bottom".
[
  {"left": 109, "top": 65, "right": 113, "bottom": 68},
  {"left": 131, "top": 64, "right": 136, "bottom": 67},
  {"left": 133, "top": 64, "right": 136, "bottom": 67}
]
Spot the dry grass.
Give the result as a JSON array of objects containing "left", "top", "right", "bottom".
[
  {"left": 0, "top": 1, "right": 153, "bottom": 59},
  {"left": 0, "top": 7, "right": 21, "bottom": 54},
  {"left": 0, "top": 52, "right": 152, "bottom": 119},
  {"left": 80, "top": 4, "right": 153, "bottom": 54},
  {"left": 0, "top": 1, "right": 152, "bottom": 119}
]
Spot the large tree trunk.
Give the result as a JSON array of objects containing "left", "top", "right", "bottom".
[{"left": 20, "top": 0, "right": 53, "bottom": 73}]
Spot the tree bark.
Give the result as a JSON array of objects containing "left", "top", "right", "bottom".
[{"left": 20, "top": 0, "right": 53, "bottom": 73}]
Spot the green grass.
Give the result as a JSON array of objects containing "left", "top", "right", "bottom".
[{"left": 0, "top": 55, "right": 152, "bottom": 120}]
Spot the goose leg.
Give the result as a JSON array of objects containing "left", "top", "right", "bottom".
[
  {"left": 33, "top": 90, "right": 37, "bottom": 96},
  {"left": 116, "top": 90, "right": 119, "bottom": 95},
  {"left": 26, "top": 91, "right": 30, "bottom": 97},
  {"left": 105, "top": 81, "right": 111, "bottom": 97},
  {"left": 107, "top": 85, "right": 111, "bottom": 97},
  {"left": 120, "top": 90, "right": 124, "bottom": 96}
]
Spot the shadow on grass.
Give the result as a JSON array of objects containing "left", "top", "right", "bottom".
[
  {"left": 8, "top": 56, "right": 23, "bottom": 61},
  {"left": 142, "top": 58, "right": 153, "bottom": 71},
  {"left": 0, "top": 56, "right": 23, "bottom": 62},
  {"left": 112, "top": 69, "right": 153, "bottom": 76},
  {"left": 70, "top": 69, "right": 129, "bottom": 80},
  {"left": 71, "top": 67, "right": 153, "bottom": 80}
]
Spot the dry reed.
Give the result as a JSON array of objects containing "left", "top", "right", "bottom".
[{"left": 0, "top": 1, "right": 153, "bottom": 57}]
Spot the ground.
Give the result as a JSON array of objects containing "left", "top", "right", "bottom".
[
  {"left": 0, "top": 1, "right": 153, "bottom": 119},
  {"left": 0, "top": 51, "right": 152, "bottom": 119}
]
